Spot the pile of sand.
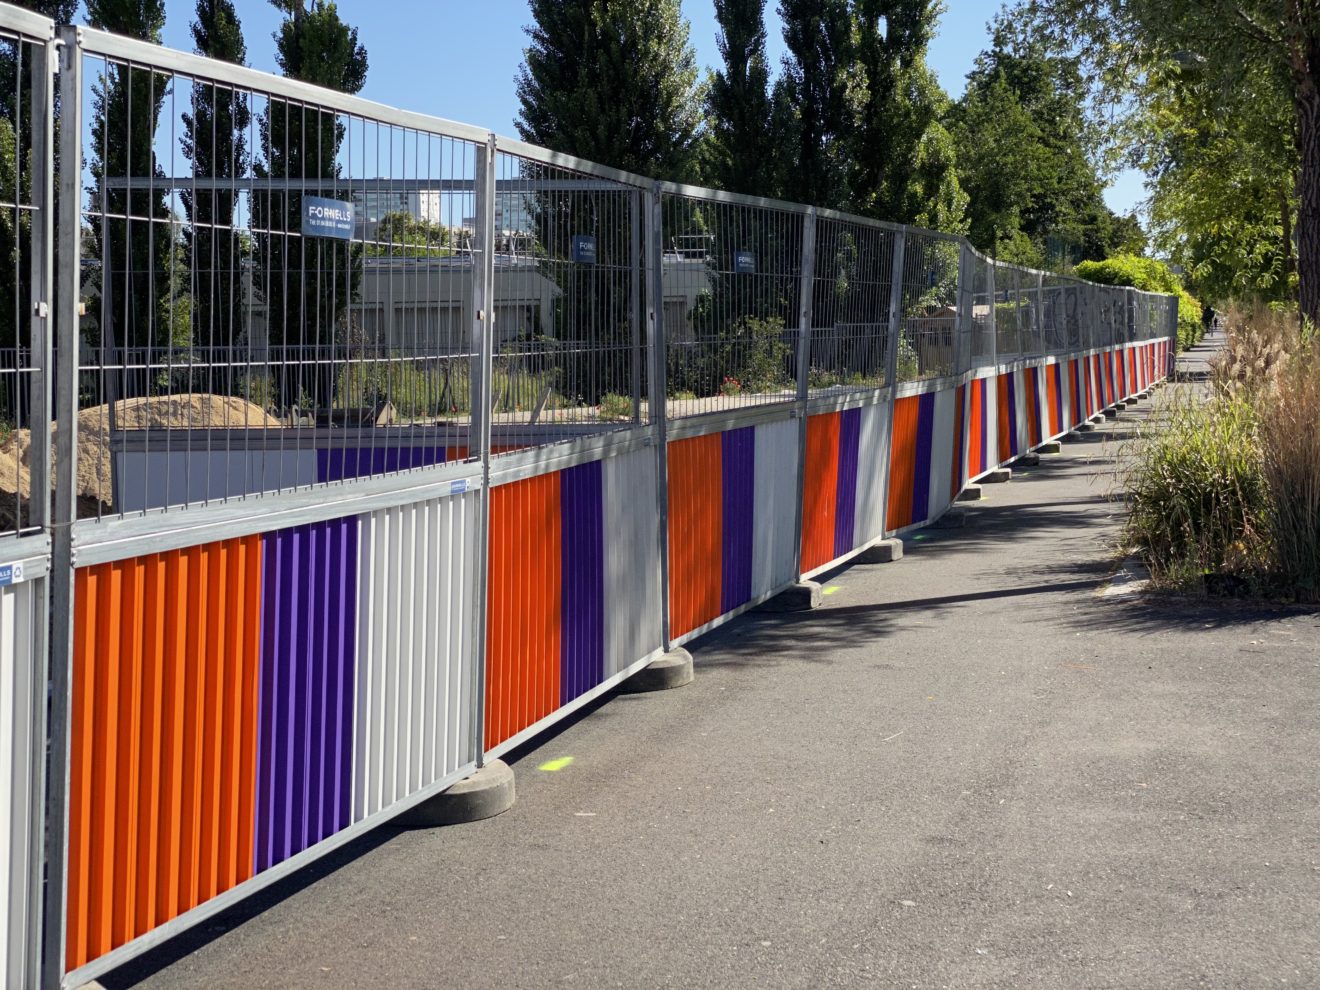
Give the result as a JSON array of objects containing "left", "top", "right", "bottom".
[{"left": 0, "top": 394, "right": 284, "bottom": 524}]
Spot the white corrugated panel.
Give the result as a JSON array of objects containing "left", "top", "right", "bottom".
[
  {"left": 0, "top": 578, "right": 37, "bottom": 987},
  {"left": 603, "top": 448, "right": 663, "bottom": 675},
  {"left": 853, "top": 400, "right": 890, "bottom": 548},
  {"left": 926, "top": 387, "right": 957, "bottom": 524},
  {"left": 352, "top": 491, "right": 478, "bottom": 822},
  {"left": 983, "top": 374, "right": 1000, "bottom": 470},
  {"left": 752, "top": 418, "right": 800, "bottom": 598}
]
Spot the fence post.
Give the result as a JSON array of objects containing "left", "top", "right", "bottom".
[
  {"left": 985, "top": 260, "right": 998, "bottom": 371},
  {"left": 790, "top": 208, "right": 817, "bottom": 580},
  {"left": 952, "top": 241, "right": 972, "bottom": 376},
  {"left": 630, "top": 189, "right": 644, "bottom": 423},
  {"left": 43, "top": 25, "right": 82, "bottom": 990},
  {"left": 646, "top": 184, "right": 673, "bottom": 648},
  {"left": 470, "top": 133, "right": 496, "bottom": 767}
]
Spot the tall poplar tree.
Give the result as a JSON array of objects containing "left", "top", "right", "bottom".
[
  {"left": 705, "top": 0, "right": 781, "bottom": 196},
  {"left": 516, "top": 0, "right": 703, "bottom": 182},
  {"left": 251, "top": 0, "right": 366, "bottom": 406},
  {"left": 85, "top": 0, "right": 183, "bottom": 366},
  {"left": 180, "top": 0, "right": 248, "bottom": 369}
]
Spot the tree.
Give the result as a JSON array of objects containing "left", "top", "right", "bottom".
[
  {"left": 704, "top": 0, "right": 781, "bottom": 196},
  {"left": 83, "top": 0, "right": 190, "bottom": 388},
  {"left": 1018, "top": 0, "right": 1319, "bottom": 319},
  {"left": 950, "top": 23, "right": 1143, "bottom": 268},
  {"left": 849, "top": 0, "right": 965, "bottom": 229},
  {"left": 251, "top": 0, "right": 367, "bottom": 406},
  {"left": 516, "top": 0, "right": 703, "bottom": 183},
  {"left": 775, "top": 0, "right": 857, "bottom": 209},
  {"left": 179, "top": 0, "right": 249, "bottom": 389}
]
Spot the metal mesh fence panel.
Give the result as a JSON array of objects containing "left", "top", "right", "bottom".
[
  {"left": 72, "top": 40, "right": 483, "bottom": 522},
  {"left": 896, "top": 232, "right": 960, "bottom": 383},
  {"left": 659, "top": 191, "right": 803, "bottom": 417},
  {"left": 488, "top": 146, "right": 647, "bottom": 447},
  {"left": 0, "top": 20, "right": 48, "bottom": 538},
  {"left": 807, "top": 216, "right": 897, "bottom": 394}
]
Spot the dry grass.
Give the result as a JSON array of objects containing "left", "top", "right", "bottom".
[{"left": 1211, "top": 302, "right": 1301, "bottom": 397}]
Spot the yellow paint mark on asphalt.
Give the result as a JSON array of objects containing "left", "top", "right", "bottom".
[
  {"left": 538, "top": 756, "right": 575, "bottom": 772},
  {"left": 822, "top": 586, "right": 841, "bottom": 596}
]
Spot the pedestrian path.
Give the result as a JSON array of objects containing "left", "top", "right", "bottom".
[{"left": 105, "top": 330, "right": 1320, "bottom": 990}]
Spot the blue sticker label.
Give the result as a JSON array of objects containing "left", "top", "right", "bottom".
[
  {"left": 0, "top": 562, "right": 25, "bottom": 587},
  {"left": 449, "top": 479, "right": 470, "bottom": 495},
  {"left": 302, "top": 197, "right": 355, "bottom": 239},
  {"left": 571, "top": 235, "right": 597, "bottom": 264},
  {"left": 734, "top": 251, "right": 756, "bottom": 274}
]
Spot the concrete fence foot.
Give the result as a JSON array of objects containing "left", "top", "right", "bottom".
[
  {"left": 980, "top": 468, "right": 1012, "bottom": 484},
  {"left": 1102, "top": 408, "right": 1119, "bottom": 420},
  {"left": 758, "top": 581, "right": 822, "bottom": 613},
  {"left": 623, "top": 648, "right": 694, "bottom": 693},
  {"left": 955, "top": 483, "right": 983, "bottom": 501},
  {"left": 398, "top": 760, "right": 515, "bottom": 828},
  {"left": 1038, "top": 440, "right": 1062, "bottom": 454},
  {"left": 1013, "top": 452, "right": 1041, "bottom": 467},
  {"left": 930, "top": 509, "right": 967, "bottom": 530},
  {"left": 856, "top": 538, "right": 903, "bottom": 563},
  {"left": 1063, "top": 429, "right": 1089, "bottom": 440}
]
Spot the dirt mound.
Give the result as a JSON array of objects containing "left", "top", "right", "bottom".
[{"left": 0, "top": 394, "right": 284, "bottom": 526}]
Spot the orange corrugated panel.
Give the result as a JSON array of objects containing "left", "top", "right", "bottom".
[
  {"left": 887, "top": 397, "right": 919, "bottom": 531},
  {"left": 996, "top": 373, "right": 1013, "bottom": 465},
  {"left": 67, "top": 536, "right": 262, "bottom": 972},
  {"left": 485, "top": 473, "right": 562, "bottom": 750},
  {"left": 667, "top": 435, "right": 723, "bottom": 638},
  {"left": 801, "top": 413, "right": 841, "bottom": 572}
]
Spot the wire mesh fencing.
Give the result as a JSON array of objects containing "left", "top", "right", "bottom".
[
  {"left": 0, "top": 17, "right": 49, "bottom": 539},
  {"left": 488, "top": 143, "right": 648, "bottom": 446},
  {"left": 807, "top": 216, "right": 897, "bottom": 394},
  {"left": 70, "top": 30, "right": 487, "bottom": 522},
  {"left": 895, "top": 231, "right": 960, "bottom": 383},
  {"left": 658, "top": 190, "right": 804, "bottom": 418}
]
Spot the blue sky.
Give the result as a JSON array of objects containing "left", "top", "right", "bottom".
[{"left": 152, "top": 0, "right": 1144, "bottom": 216}]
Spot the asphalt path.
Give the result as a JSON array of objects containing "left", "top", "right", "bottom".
[{"left": 106, "top": 333, "right": 1320, "bottom": 989}]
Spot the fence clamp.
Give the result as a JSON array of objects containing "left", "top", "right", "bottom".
[{"left": 33, "top": 301, "right": 48, "bottom": 318}]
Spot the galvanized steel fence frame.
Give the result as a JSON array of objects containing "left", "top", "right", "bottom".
[{"left": 0, "top": 9, "right": 1180, "bottom": 986}]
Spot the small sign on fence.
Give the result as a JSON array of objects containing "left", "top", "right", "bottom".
[
  {"left": 0, "top": 562, "right": 26, "bottom": 588},
  {"left": 734, "top": 251, "right": 756, "bottom": 274},
  {"left": 571, "top": 235, "right": 597, "bottom": 264},
  {"left": 302, "top": 197, "right": 355, "bottom": 240}
]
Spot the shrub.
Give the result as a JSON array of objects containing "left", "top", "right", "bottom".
[
  {"left": 597, "top": 392, "right": 632, "bottom": 421},
  {"left": 1075, "top": 254, "right": 1203, "bottom": 350},
  {"left": 1123, "top": 390, "right": 1271, "bottom": 587}
]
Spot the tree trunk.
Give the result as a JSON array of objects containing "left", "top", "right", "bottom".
[
  {"left": 1292, "top": 30, "right": 1320, "bottom": 325},
  {"left": 1281, "top": 181, "right": 1295, "bottom": 284}
]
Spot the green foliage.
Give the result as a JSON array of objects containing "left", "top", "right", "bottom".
[
  {"left": 516, "top": 0, "right": 703, "bottom": 183},
  {"left": 949, "top": 22, "right": 1143, "bottom": 269},
  {"left": 84, "top": 0, "right": 181, "bottom": 362},
  {"left": 252, "top": 0, "right": 368, "bottom": 405},
  {"left": 1075, "top": 254, "right": 1202, "bottom": 348},
  {"left": 668, "top": 314, "right": 792, "bottom": 398},
  {"left": 703, "top": 0, "right": 780, "bottom": 196},
  {"left": 366, "top": 211, "right": 452, "bottom": 257},
  {"left": 1124, "top": 391, "right": 1271, "bottom": 588},
  {"left": 180, "top": 0, "right": 249, "bottom": 351},
  {"left": 597, "top": 392, "right": 632, "bottom": 421}
]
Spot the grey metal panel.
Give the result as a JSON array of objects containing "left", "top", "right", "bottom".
[
  {"left": 494, "top": 135, "right": 653, "bottom": 190},
  {"left": 353, "top": 491, "right": 479, "bottom": 822},
  {"left": 0, "top": 2, "right": 54, "bottom": 37},
  {"left": 853, "top": 400, "right": 890, "bottom": 548},
  {"left": 70, "top": 459, "right": 483, "bottom": 568},
  {"left": 926, "top": 386, "right": 957, "bottom": 524},
  {"left": 603, "top": 448, "right": 662, "bottom": 677},
  {"left": 751, "top": 418, "right": 799, "bottom": 600},
  {"left": 1, "top": 578, "right": 40, "bottom": 987}
]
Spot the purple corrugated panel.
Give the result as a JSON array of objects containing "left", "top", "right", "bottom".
[
  {"left": 721, "top": 428, "right": 755, "bottom": 613},
  {"left": 833, "top": 408, "right": 862, "bottom": 559},
  {"left": 560, "top": 461, "right": 604, "bottom": 706},
  {"left": 1006, "top": 374, "right": 1021, "bottom": 458},
  {"left": 317, "top": 446, "right": 447, "bottom": 483},
  {"left": 256, "top": 517, "right": 359, "bottom": 873},
  {"left": 911, "top": 392, "right": 937, "bottom": 524}
]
